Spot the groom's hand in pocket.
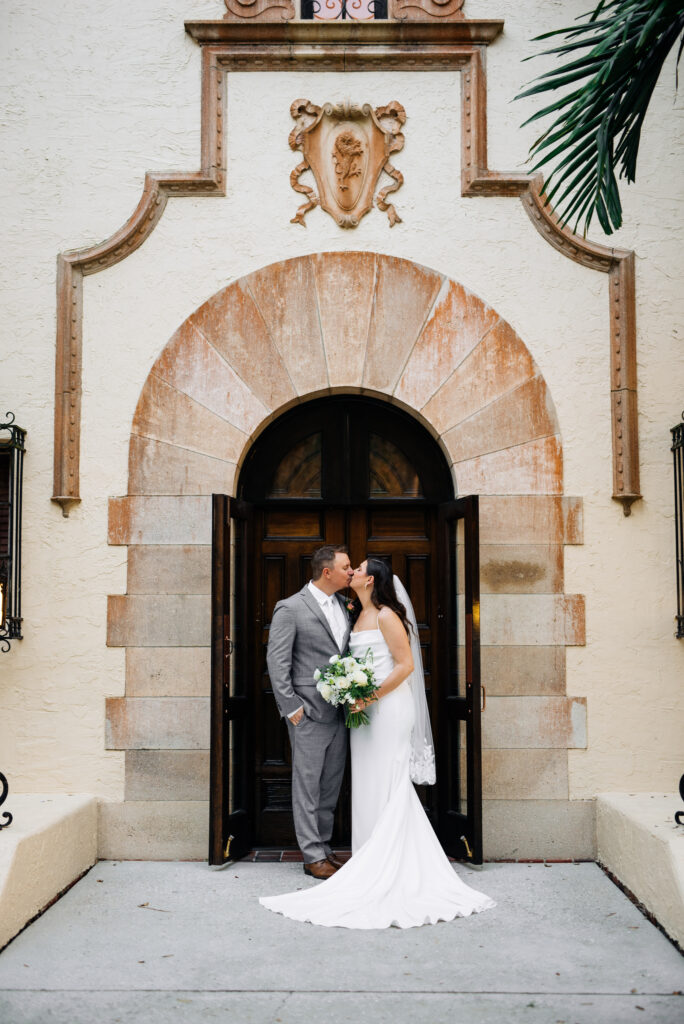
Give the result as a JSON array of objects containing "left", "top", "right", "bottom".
[{"left": 288, "top": 707, "right": 304, "bottom": 726}]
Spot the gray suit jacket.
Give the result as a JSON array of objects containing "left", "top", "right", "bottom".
[{"left": 266, "top": 586, "right": 352, "bottom": 723}]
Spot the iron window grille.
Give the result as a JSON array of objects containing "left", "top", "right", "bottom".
[
  {"left": 301, "top": 0, "right": 388, "bottom": 19},
  {"left": 673, "top": 412, "right": 684, "bottom": 640},
  {"left": 0, "top": 412, "right": 25, "bottom": 653}
]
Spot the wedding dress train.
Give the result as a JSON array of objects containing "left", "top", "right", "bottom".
[{"left": 259, "top": 627, "right": 496, "bottom": 929}]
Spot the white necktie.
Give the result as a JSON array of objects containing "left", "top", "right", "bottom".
[{"left": 325, "top": 596, "right": 344, "bottom": 650}]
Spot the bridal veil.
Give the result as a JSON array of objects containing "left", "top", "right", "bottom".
[{"left": 393, "top": 575, "right": 436, "bottom": 786}]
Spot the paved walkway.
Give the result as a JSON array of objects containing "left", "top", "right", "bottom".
[{"left": 0, "top": 861, "right": 682, "bottom": 1023}]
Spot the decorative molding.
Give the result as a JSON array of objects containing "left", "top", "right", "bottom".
[
  {"left": 184, "top": 19, "right": 504, "bottom": 44},
  {"left": 289, "top": 99, "right": 405, "bottom": 228},
  {"left": 390, "top": 0, "right": 465, "bottom": 20},
  {"left": 223, "top": 0, "right": 295, "bottom": 20},
  {"left": 52, "top": 47, "right": 226, "bottom": 515},
  {"left": 53, "top": 17, "right": 640, "bottom": 515},
  {"left": 521, "top": 183, "right": 614, "bottom": 274},
  {"left": 519, "top": 190, "right": 639, "bottom": 512},
  {"left": 459, "top": 50, "right": 640, "bottom": 514}
]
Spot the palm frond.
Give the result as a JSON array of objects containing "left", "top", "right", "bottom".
[{"left": 516, "top": 0, "right": 684, "bottom": 236}]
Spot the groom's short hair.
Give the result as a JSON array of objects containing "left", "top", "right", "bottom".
[{"left": 311, "top": 544, "right": 348, "bottom": 580}]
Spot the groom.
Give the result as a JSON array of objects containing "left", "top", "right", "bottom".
[{"left": 267, "top": 545, "right": 353, "bottom": 879}]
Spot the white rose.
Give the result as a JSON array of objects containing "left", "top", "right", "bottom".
[
  {"left": 338, "top": 676, "right": 352, "bottom": 689},
  {"left": 352, "top": 669, "right": 367, "bottom": 684},
  {"left": 313, "top": 668, "right": 321, "bottom": 681},
  {"left": 343, "top": 657, "right": 356, "bottom": 672},
  {"left": 320, "top": 683, "right": 333, "bottom": 701},
  {"left": 329, "top": 654, "right": 340, "bottom": 664}
]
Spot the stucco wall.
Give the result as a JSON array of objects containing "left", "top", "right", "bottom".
[{"left": 1, "top": 0, "right": 682, "bottom": 810}]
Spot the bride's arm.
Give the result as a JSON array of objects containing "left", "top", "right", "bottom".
[{"left": 354, "top": 607, "right": 413, "bottom": 710}]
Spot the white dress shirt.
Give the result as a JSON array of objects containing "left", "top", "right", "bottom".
[
  {"left": 307, "top": 581, "right": 347, "bottom": 650},
  {"left": 288, "top": 583, "right": 347, "bottom": 721}
]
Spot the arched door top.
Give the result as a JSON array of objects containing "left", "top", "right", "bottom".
[
  {"left": 129, "top": 252, "right": 562, "bottom": 499},
  {"left": 238, "top": 395, "right": 453, "bottom": 505}
]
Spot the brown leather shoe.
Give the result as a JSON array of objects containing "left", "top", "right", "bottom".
[
  {"left": 303, "top": 858, "right": 337, "bottom": 879},
  {"left": 326, "top": 852, "right": 344, "bottom": 869}
]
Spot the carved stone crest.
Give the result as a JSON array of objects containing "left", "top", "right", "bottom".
[{"left": 289, "top": 100, "right": 406, "bottom": 228}]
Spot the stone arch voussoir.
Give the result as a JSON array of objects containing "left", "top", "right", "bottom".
[{"left": 127, "top": 251, "right": 563, "bottom": 499}]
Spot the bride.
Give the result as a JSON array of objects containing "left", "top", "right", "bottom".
[{"left": 259, "top": 558, "right": 496, "bottom": 929}]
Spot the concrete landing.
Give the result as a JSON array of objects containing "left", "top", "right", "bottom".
[
  {"left": 0, "top": 860, "right": 682, "bottom": 1023},
  {"left": 0, "top": 794, "right": 97, "bottom": 950},
  {"left": 597, "top": 792, "right": 684, "bottom": 947}
]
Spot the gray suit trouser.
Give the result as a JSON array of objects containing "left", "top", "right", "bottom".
[{"left": 287, "top": 713, "right": 347, "bottom": 864}]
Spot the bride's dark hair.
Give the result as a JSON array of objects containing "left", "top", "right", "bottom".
[{"left": 350, "top": 557, "right": 411, "bottom": 637}]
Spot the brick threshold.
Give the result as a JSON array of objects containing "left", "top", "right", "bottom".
[
  {"left": 245, "top": 849, "right": 351, "bottom": 863},
  {"left": 244, "top": 849, "right": 463, "bottom": 863}
]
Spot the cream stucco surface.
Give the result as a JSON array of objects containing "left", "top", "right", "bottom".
[{"left": 1, "top": 0, "right": 682, "bottom": 809}]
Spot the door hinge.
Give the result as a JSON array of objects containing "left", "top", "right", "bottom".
[{"left": 481, "top": 685, "right": 486, "bottom": 712}]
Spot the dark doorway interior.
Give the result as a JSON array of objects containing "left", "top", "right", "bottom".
[
  {"left": 239, "top": 397, "right": 451, "bottom": 848},
  {"left": 209, "top": 396, "right": 483, "bottom": 865}
]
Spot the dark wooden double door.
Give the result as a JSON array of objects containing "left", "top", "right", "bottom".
[
  {"left": 253, "top": 502, "right": 438, "bottom": 847},
  {"left": 209, "top": 397, "right": 483, "bottom": 865}
]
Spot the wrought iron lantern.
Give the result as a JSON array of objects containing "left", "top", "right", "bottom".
[
  {"left": 673, "top": 413, "right": 684, "bottom": 640},
  {"left": 0, "top": 412, "right": 25, "bottom": 653}
]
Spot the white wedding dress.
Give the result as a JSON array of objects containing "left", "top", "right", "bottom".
[{"left": 259, "top": 626, "right": 496, "bottom": 929}]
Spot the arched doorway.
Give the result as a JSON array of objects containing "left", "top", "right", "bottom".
[
  {"left": 243, "top": 395, "right": 452, "bottom": 849},
  {"left": 209, "top": 395, "right": 483, "bottom": 865},
  {"left": 108, "top": 251, "right": 585, "bottom": 864}
]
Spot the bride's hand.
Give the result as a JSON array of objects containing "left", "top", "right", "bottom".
[{"left": 351, "top": 695, "right": 375, "bottom": 713}]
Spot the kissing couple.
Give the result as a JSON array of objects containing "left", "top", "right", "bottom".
[{"left": 260, "top": 544, "right": 496, "bottom": 929}]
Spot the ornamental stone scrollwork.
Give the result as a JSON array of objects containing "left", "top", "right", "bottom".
[
  {"left": 223, "top": 0, "right": 295, "bottom": 20},
  {"left": 289, "top": 99, "right": 406, "bottom": 228},
  {"left": 390, "top": 0, "right": 465, "bottom": 19}
]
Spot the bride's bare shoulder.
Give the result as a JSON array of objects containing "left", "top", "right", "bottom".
[{"left": 377, "top": 605, "right": 401, "bottom": 628}]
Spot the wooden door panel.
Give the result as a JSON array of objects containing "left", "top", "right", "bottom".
[
  {"left": 209, "top": 495, "right": 254, "bottom": 865},
  {"left": 367, "top": 506, "right": 429, "bottom": 539},
  {"left": 262, "top": 688, "right": 288, "bottom": 764},
  {"left": 437, "top": 497, "right": 483, "bottom": 864},
  {"left": 404, "top": 554, "right": 430, "bottom": 625},
  {"left": 262, "top": 556, "right": 286, "bottom": 625},
  {"left": 298, "top": 553, "right": 314, "bottom": 590},
  {"left": 264, "top": 509, "right": 324, "bottom": 539}
]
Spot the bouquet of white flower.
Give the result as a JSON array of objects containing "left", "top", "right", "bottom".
[{"left": 314, "top": 650, "right": 378, "bottom": 728}]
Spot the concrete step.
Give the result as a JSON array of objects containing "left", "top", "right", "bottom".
[
  {"left": 0, "top": 794, "right": 97, "bottom": 950},
  {"left": 597, "top": 792, "right": 684, "bottom": 948}
]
